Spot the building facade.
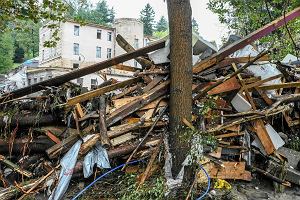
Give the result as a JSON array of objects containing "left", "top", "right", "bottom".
[{"left": 38, "top": 19, "right": 144, "bottom": 90}]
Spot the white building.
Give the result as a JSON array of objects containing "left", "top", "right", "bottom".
[{"left": 37, "top": 19, "right": 145, "bottom": 90}]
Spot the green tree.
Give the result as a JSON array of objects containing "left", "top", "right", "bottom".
[
  {"left": 12, "top": 21, "right": 40, "bottom": 59},
  {"left": 140, "top": 3, "right": 156, "bottom": 35},
  {"left": 0, "top": 32, "right": 14, "bottom": 73},
  {"left": 68, "top": 0, "right": 115, "bottom": 25},
  {"left": 91, "top": 1, "right": 115, "bottom": 25},
  {"left": 208, "top": 0, "right": 300, "bottom": 59},
  {"left": 14, "top": 47, "right": 25, "bottom": 63},
  {"left": 156, "top": 16, "right": 168, "bottom": 32},
  {"left": 0, "top": 0, "right": 68, "bottom": 47},
  {"left": 192, "top": 17, "right": 199, "bottom": 35}
]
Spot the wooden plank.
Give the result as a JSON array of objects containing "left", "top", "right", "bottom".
[
  {"left": 0, "top": 40, "right": 165, "bottom": 101},
  {"left": 112, "top": 64, "right": 140, "bottom": 72},
  {"left": 258, "top": 82, "right": 300, "bottom": 90},
  {"left": 244, "top": 74, "right": 283, "bottom": 90},
  {"left": 113, "top": 97, "right": 167, "bottom": 111},
  {"left": 253, "top": 120, "right": 275, "bottom": 155},
  {"left": 107, "top": 81, "right": 169, "bottom": 127},
  {"left": 218, "top": 55, "right": 270, "bottom": 68},
  {"left": 143, "top": 76, "right": 164, "bottom": 92},
  {"left": 75, "top": 103, "right": 85, "bottom": 118},
  {"left": 111, "top": 133, "right": 137, "bottom": 146},
  {"left": 207, "top": 77, "right": 241, "bottom": 95},
  {"left": 216, "top": 132, "right": 244, "bottom": 139},
  {"left": 208, "top": 162, "right": 252, "bottom": 181},
  {"left": 112, "top": 84, "right": 141, "bottom": 100},
  {"left": 254, "top": 87, "right": 273, "bottom": 106},
  {"left": 67, "top": 77, "right": 141, "bottom": 106},
  {"left": 193, "top": 7, "right": 300, "bottom": 74}
]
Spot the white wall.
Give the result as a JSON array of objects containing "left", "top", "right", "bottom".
[{"left": 61, "top": 22, "right": 115, "bottom": 68}]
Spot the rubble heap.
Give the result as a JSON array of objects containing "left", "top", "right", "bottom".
[{"left": 1, "top": 7, "right": 300, "bottom": 200}]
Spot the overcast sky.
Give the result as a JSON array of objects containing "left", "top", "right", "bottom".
[{"left": 101, "top": 0, "right": 229, "bottom": 46}]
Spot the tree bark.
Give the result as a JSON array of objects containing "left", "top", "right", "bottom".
[{"left": 167, "top": 0, "right": 193, "bottom": 177}]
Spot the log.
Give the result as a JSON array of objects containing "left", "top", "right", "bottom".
[
  {"left": 0, "top": 138, "right": 55, "bottom": 154},
  {"left": 107, "top": 139, "right": 160, "bottom": 158},
  {"left": 0, "top": 114, "right": 57, "bottom": 128},
  {"left": 0, "top": 40, "right": 165, "bottom": 102},
  {"left": 116, "top": 34, "right": 153, "bottom": 68}
]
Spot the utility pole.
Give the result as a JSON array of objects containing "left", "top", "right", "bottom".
[{"left": 167, "top": 0, "right": 193, "bottom": 178}]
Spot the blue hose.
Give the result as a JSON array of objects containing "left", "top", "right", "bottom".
[
  {"left": 71, "top": 160, "right": 210, "bottom": 200},
  {"left": 71, "top": 160, "right": 142, "bottom": 200},
  {"left": 196, "top": 162, "right": 211, "bottom": 200}
]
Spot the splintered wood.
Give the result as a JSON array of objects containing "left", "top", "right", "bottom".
[{"left": 1, "top": 9, "right": 300, "bottom": 198}]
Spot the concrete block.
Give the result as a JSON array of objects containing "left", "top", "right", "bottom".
[{"left": 231, "top": 93, "right": 252, "bottom": 112}]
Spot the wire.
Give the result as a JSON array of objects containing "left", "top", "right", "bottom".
[
  {"left": 196, "top": 162, "right": 211, "bottom": 200},
  {"left": 71, "top": 160, "right": 142, "bottom": 200},
  {"left": 71, "top": 160, "right": 211, "bottom": 200}
]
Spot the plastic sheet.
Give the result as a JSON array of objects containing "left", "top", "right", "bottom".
[
  {"left": 83, "top": 143, "right": 110, "bottom": 178},
  {"left": 49, "top": 140, "right": 82, "bottom": 200}
]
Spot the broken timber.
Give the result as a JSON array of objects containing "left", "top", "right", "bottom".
[
  {"left": 66, "top": 77, "right": 141, "bottom": 106},
  {"left": 116, "top": 34, "right": 153, "bottom": 68},
  {"left": 193, "top": 7, "right": 300, "bottom": 74}
]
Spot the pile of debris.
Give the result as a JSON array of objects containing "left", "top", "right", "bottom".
[{"left": 1, "top": 7, "right": 300, "bottom": 200}]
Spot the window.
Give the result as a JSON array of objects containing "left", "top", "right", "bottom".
[
  {"left": 96, "top": 47, "right": 101, "bottom": 58},
  {"left": 73, "top": 63, "right": 79, "bottom": 69},
  {"left": 107, "top": 48, "right": 112, "bottom": 59},
  {"left": 34, "top": 78, "right": 37, "bottom": 83},
  {"left": 107, "top": 32, "right": 112, "bottom": 41},
  {"left": 134, "top": 60, "right": 138, "bottom": 67},
  {"left": 77, "top": 78, "right": 83, "bottom": 86},
  {"left": 91, "top": 78, "right": 98, "bottom": 90},
  {"left": 28, "top": 78, "right": 31, "bottom": 85},
  {"left": 48, "top": 75, "right": 53, "bottom": 79},
  {"left": 73, "top": 43, "right": 79, "bottom": 55},
  {"left": 40, "top": 77, "right": 43, "bottom": 82},
  {"left": 134, "top": 38, "right": 139, "bottom": 49},
  {"left": 97, "top": 30, "right": 102, "bottom": 39},
  {"left": 74, "top": 25, "right": 79, "bottom": 36},
  {"left": 42, "top": 50, "right": 45, "bottom": 61}
]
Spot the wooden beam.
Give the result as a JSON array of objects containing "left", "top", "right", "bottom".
[
  {"left": 244, "top": 74, "right": 282, "bottom": 90},
  {"left": 107, "top": 81, "right": 169, "bottom": 127},
  {"left": 0, "top": 40, "right": 165, "bottom": 101},
  {"left": 258, "top": 82, "right": 300, "bottom": 90},
  {"left": 116, "top": 34, "right": 153, "bottom": 68},
  {"left": 193, "top": 7, "right": 300, "bottom": 74},
  {"left": 112, "top": 64, "right": 140, "bottom": 72},
  {"left": 217, "top": 55, "right": 270, "bottom": 68},
  {"left": 66, "top": 77, "right": 141, "bottom": 106},
  {"left": 253, "top": 120, "right": 275, "bottom": 155}
]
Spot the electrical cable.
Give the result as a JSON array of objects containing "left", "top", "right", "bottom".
[
  {"left": 71, "top": 160, "right": 211, "bottom": 200},
  {"left": 71, "top": 160, "right": 142, "bottom": 200},
  {"left": 196, "top": 162, "right": 211, "bottom": 200}
]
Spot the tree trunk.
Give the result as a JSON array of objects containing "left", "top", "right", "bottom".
[{"left": 167, "top": 0, "right": 193, "bottom": 177}]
